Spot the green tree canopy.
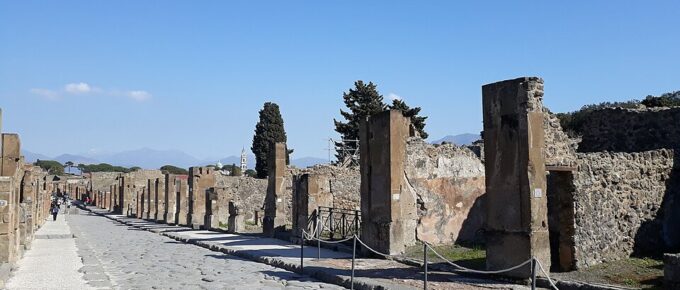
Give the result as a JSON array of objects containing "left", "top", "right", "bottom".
[
  {"left": 160, "top": 165, "right": 188, "bottom": 175},
  {"left": 35, "top": 160, "right": 65, "bottom": 175},
  {"left": 389, "top": 99, "right": 428, "bottom": 139},
  {"left": 333, "top": 81, "right": 387, "bottom": 161},
  {"left": 244, "top": 169, "right": 257, "bottom": 178},
  {"left": 79, "top": 163, "right": 131, "bottom": 173},
  {"left": 229, "top": 163, "right": 242, "bottom": 176},
  {"left": 251, "top": 102, "right": 290, "bottom": 178}
]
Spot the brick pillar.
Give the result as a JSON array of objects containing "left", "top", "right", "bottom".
[
  {"left": 263, "top": 142, "right": 287, "bottom": 237},
  {"left": 228, "top": 202, "right": 244, "bottom": 233},
  {"left": 164, "top": 174, "right": 176, "bottom": 224},
  {"left": 176, "top": 177, "right": 189, "bottom": 226},
  {"left": 137, "top": 189, "right": 145, "bottom": 219},
  {"left": 188, "top": 167, "right": 214, "bottom": 229},
  {"left": 359, "top": 110, "right": 416, "bottom": 255},
  {"left": 117, "top": 176, "right": 126, "bottom": 215},
  {"left": 146, "top": 179, "right": 156, "bottom": 220},
  {"left": 292, "top": 174, "right": 332, "bottom": 240},
  {"left": 482, "top": 77, "right": 550, "bottom": 277},
  {"left": 155, "top": 177, "right": 165, "bottom": 222},
  {"left": 0, "top": 133, "right": 21, "bottom": 264}
]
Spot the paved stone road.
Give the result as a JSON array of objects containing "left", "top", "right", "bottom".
[{"left": 67, "top": 212, "right": 345, "bottom": 289}]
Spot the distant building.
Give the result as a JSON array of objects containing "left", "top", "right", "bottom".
[{"left": 240, "top": 148, "right": 247, "bottom": 175}]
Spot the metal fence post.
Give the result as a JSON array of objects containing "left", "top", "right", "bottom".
[
  {"left": 531, "top": 258, "right": 536, "bottom": 290},
  {"left": 351, "top": 235, "right": 356, "bottom": 289},
  {"left": 300, "top": 234, "right": 304, "bottom": 274},
  {"left": 317, "top": 217, "right": 321, "bottom": 259},
  {"left": 423, "top": 242, "right": 428, "bottom": 290}
]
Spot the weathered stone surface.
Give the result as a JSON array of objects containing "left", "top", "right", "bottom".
[
  {"left": 188, "top": 166, "right": 215, "bottom": 229},
  {"left": 214, "top": 175, "right": 267, "bottom": 224},
  {"left": 360, "top": 110, "right": 417, "bottom": 255},
  {"left": 405, "top": 138, "right": 486, "bottom": 245},
  {"left": 543, "top": 108, "right": 579, "bottom": 167},
  {"left": 572, "top": 149, "right": 675, "bottom": 268},
  {"left": 482, "top": 77, "right": 551, "bottom": 277},
  {"left": 263, "top": 143, "right": 287, "bottom": 237},
  {"left": 579, "top": 106, "right": 680, "bottom": 153}
]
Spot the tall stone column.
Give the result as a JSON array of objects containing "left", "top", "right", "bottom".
[
  {"left": 176, "top": 177, "right": 189, "bottom": 226},
  {"left": 263, "top": 142, "right": 287, "bottom": 237},
  {"left": 154, "top": 177, "right": 165, "bottom": 222},
  {"left": 137, "top": 190, "right": 145, "bottom": 219},
  {"left": 188, "top": 167, "right": 214, "bottom": 229},
  {"left": 359, "top": 110, "right": 416, "bottom": 255},
  {"left": 146, "top": 179, "right": 156, "bottom": 220},
  {"left": 0, "top": 133, "right": 21, "bottom": 264},
  {"left": 482, "top": 77, "right": 551, "bottom": 277},
  {"left": 164, "top": 174, "right": 176, "bottom": 224}
]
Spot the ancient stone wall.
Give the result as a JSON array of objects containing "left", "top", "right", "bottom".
[
  {"left": 579, "top": 107, "right": 680, "bottom": 153},
  {"left": 89, "top": 172, "right": 119, "bottom": 193},
  {"left": 572, "top": 149, "right": 675, "bottom": 268},
  {"left": 214, "top": 174, "right": 267, "bottom": 223},
  {"left": 404, "top": 138, "right": 486, "bottom": 245},
  {"left": 543, "top": 108, "right": 578, "bottom": 166}
]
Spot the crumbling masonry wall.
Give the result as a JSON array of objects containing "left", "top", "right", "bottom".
[
  {"left": 214, "top": 175, "right": 267, "bottom": 224},
  {"left": 405, "top": 138, "right": 486, "bottom": 245},
  {"left": 571, "top": 150, "right": 675, "bottom": 268}
]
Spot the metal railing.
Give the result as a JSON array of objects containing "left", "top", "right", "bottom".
[
  {"left": 315, "top": 206, "right": 361, "bottom": 240},
  {"left": 299, "top": 230, "right": 560, "bottom": 290}
]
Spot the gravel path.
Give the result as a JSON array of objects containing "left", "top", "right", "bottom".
[{"left": 67, "top": 212, "right": 345, "bottom": 289}]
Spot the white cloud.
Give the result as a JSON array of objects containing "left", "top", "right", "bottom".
[
  {"left": 30, "top": 82, "right": 153, "bottom": 102},
  {"left": 29, "top": 88, "right": 60, "bottom": 100},
  {"left": 387, "top": 93, "right": 402, "bottom": 101},
  {"left": 126, "top": 90, "right": 152, "bottom": 102},
  {"left": 64, "top": 82, "right": 92, "bottom": 94}
]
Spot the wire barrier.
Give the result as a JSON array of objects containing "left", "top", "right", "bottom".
[{"left": 299, "top": 230, "right": 560, "bottom": 290}]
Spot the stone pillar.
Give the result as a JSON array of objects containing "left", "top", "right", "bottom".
[
  {"left": 359, "top": 110, "right": 416, "bottom": 255},
  {"left": 263, "top": 142, "right": 287, "bottom": 237},
  {"left": 136, "top": 190, "right": 145, "bottom": 219},
  {"left": 228, "top": 202, "right": 244, "bottom": 233},
  {"left": 117, "top": 176, "right": 127, "bottom": 215},
  {"left": 482, "top": 77, "right": 550, "bottom": 277},
  {"left": 0, "top": 132, "right": 21, "bottom": 264},
  {"left": 204, "top": 188, "right": 218, "bottom": 230},
  {"left": 292, "top": 174, "right": 332, "bottom": 240},
  {"left": 0, "top": 177, "right": 17, "bottom": 264},
  {"left": 20, "top": 170, "right": 37, "bottom": 249},
  {"left": 146, "top": 179, "right": 156, "bottom": 220},
  {"left": 0, "top": 134, "right": 20, "bottom": 177},
  {"left": 154, "top": 177, "right": 165, "bottom": 222},
  {"left": 176, "top": 177, "right": 189, "bottom": 226},
  {"left": 164, "top": 174, "right": 176, "bottom": 224},
  {"left": 188, "top": 167, "right": 214, "bottom": 229}
]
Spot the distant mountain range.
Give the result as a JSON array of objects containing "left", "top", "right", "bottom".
[
  {"left": 21, "top": 148, "right": 328, "bottom": 170},
  {"left": 22, "top": 134, "right": 476, "bottom": 170},
  {"left": 430, "top": 133, "right": 480, "bottom": 146}
]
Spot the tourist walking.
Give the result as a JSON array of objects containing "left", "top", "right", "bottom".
[{"left": 51, "top": 204, "right": 59, "bottom": 221}]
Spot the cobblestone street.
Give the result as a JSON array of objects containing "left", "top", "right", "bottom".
[{"left": 66, "top": 211, "right": 344, "bottom": 289}]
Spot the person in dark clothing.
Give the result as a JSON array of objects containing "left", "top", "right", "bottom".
[{"left": 51, "top": 204, "right": 59, "bottom": 221}]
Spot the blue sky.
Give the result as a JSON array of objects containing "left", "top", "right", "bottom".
[{"left": 1, "top": 1, "right": 679, "bottom": 160}]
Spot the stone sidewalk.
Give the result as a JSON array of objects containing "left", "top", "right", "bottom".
[
  {"left": 84, "top": 207, "right": 531, "bottom": 290},
  {"left": 5, "top": 208, "right": 93, "bottom": 290}
]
